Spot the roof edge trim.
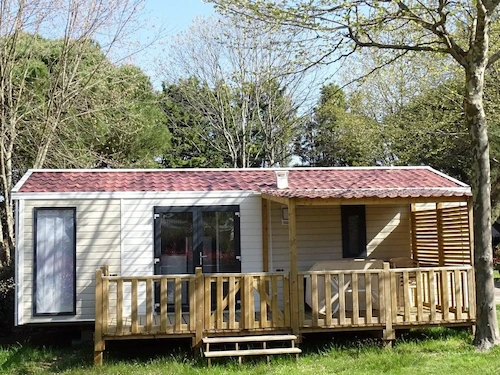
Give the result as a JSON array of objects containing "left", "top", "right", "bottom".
[
  {"left": 11, "top": 170, "right": 33, "bottom": 193},
  {"left": 24, "top": 166, "right": 433, "bottom": 173},
  {"left": 425, "top": 166, "right": 470, "bottom": 188},
  {"left": 12, "top": 190, "right": 261, "bottom": 200}
]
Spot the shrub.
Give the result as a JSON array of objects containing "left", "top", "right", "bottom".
[
  {"left": 493, "top": 245, "right": 500, "bottom": 271},
  {"left": 0, "top": 266, "right": 15, "bottom": 336}
]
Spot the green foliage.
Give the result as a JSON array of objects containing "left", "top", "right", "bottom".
[
  {"left": 0, "top": 266, "right": 14, "bottom": 336},
  {"left": 296, "top": 84, "right": 385, "bottom": 167},
  {"left": 161, "top": 75, "right": 299, "bottom": 168},
  {"left": 8, "top": 33, "right": 170, "bottom": 169},
  {"left": 383, "top": 80, "right": 469, "bottom": 180},
  {"left": 383, "top": 71, "right": 500, "bottom": 218},
  {"left": 159, "top": 80, "right": 228, "bottom": 168}
]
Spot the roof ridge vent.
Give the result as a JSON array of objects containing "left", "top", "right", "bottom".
[{"left": 275, "top": 170, "right": 289, "bottom": 189}]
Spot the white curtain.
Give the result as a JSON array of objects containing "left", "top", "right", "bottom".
[{"left": 35, "top": 209, "right": 75, "bottom": 314}]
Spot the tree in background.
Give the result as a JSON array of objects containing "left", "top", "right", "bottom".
[
  {"left": 160, "top": 80, "right": 227, "bottom": 168},
  {"left": 212, "top": 0, "right": 500, "bottom": 348},
  {"left": 338, "top": 49, "right": 457, "bottom": 121},
  {"left": 159, "top": 16, "right": 312, "bottom": 168},
  {"left": 0, "top": 0, "right": 168, "bottom": 266},
  {"left": 384, "top": 72, "right": 500, "bottom": 220},
  {"left": 296, "top": 84, "right": 385, "bottom": 167}
]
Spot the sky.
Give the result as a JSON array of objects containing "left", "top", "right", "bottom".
[
  {"left": 131, "top": 0, "right": 215, "bottom": 87},
  {"left": 148, "top": 0, "right": 214, "bottom": 34}
]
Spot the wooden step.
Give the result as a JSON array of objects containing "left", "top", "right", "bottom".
[
  {"left": 203, "top": 334, "right": 300, "bottom": 366},
  {"left": 203, "top": 334, "right": 297, "bottom": 344},
  {"left": 204, "top": 347, "right": 302, "bottom": 358}
]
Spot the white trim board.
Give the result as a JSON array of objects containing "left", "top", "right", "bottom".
[
  {"left": 12, "top": 191, "right": 260, "bottom": 200},
  {"left": 14, "top": 200, "right": 24, "bottom": 326},
  {"left": 11, "top": 170, "right": 33, "bottom": 193},
  {"left": 23, "top": 166, "right": 438, "bottom": 173},
  {"left": 426, "top": 166, "right": 471, "bottom": 188}
]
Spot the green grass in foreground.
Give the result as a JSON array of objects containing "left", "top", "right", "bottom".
[{"left": 1, "top": 307, "right": 500, "bottom": 375}]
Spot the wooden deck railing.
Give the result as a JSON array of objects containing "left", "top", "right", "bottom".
[
  {"left": 95, "top": 268, "right": 196, "bottom": 337},
  {"left": 296, "top": 265, "right": 476, "bottom": 330},
  {"left": 94, "top": 263, "right": 476, "bottom": 363},
  {"left": 388, "top": 265, "right": 475, "bottom": 324},
  {"left": 298, "top": 268, "right": 386, "bottom": 328},
  {"left": 203, "top": 272, "right": 290, "bottom": 331}
]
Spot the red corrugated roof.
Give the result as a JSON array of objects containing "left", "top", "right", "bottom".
[{"left": 15, "top": 168, "right": 471, "bottom": 199}]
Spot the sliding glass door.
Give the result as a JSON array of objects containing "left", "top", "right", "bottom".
[{"left": 154, "top": 206, "right": 241, "bottom": 275}]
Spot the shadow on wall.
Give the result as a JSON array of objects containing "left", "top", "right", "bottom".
[{"left": 366, "top": 206, "right": 410, "bottom": 260}]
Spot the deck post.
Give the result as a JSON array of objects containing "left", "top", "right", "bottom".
[
  {"left": 382, "top": 262, "right": 395, "bottom": 347},
  {"left": 467, "top": 197, "right": 476, "bottom": 331},
  {"left": 467, "top": 197, "right": 475, "bottom": 266},
  {"left": 437, "top": 203, "right": 445, "bottom": 266},
  {"left": 262, "top": 198, "right": 269, "bottom": 273},
  {"left": 94, "top": 268, "right": 105, "bottom": 365},
  {"left": 410, "top": 204, "right": 418, "bottom": 262},
  {"left": 288, "top": 199, "right": 300, "bottom": 339},
  {"left": 194, "top": 267, "right": 204, "bottom": 348}
]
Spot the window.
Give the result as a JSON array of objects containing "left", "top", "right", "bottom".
[
  {"left": 34, "top": 208, "right": 76, "bottom": 315},
  {"left": 341, "top": 205, "right": 367, "bottom": 258}
]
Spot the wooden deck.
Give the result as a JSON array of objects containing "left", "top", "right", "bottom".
[{"left": 94, "top": 264, "right": 476, "bottom": 364}]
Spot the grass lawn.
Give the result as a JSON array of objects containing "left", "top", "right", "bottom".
[{"left": 1, "top": 308, "right": 500, "bottom": 375}]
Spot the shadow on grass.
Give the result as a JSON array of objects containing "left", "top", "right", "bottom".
[
  {"left": 297, "top": 326, "right": 472, "bottom": 356},
  {"left": 1, "top": 345, "right": 30, "bottom": 371},
  {"left": 0, "top": 326, "right": 475, "bottom": 372},
  {"left": 104, "top": 338, "right": 206, "bottom": 367},
  {"left": 396, "top": 326, "right": 472, "bottom": 345},
  {"left": 1, "top": 344, "right": 94, "bottom": 374}
]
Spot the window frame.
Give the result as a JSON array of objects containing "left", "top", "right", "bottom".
[
  {"left": 33, "top": 207, "right": 77, "bottom": 316},
  {"left": 341, "top": 205, "right": 367, "bottom": 258}
]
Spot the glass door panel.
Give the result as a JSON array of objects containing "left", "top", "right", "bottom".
[
  {"left": 155, "top": 211, "right": 193, "bottom": 307},
  {"left": 202, "top": 211, "right": 239, "bottom": 273},
  {"left": 158, "top": 211, "right": 193, "bottom": 275}
]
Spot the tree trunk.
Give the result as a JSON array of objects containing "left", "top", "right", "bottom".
[
  {"left": 466, "top": 63, "right": 500, "bottom": 349},
  {"left": 0, "top": 208, "right": 7, "bottom": 268},
  {"left": 4, "top": 197, "right": 15, "bottom": 263}
]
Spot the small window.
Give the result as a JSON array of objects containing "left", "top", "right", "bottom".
[
  {"left": 34, "top": 208, "right": 76, "bottom": 315},
  {"left": 341, "top": 205, "right": 366, "bottom": 258}
]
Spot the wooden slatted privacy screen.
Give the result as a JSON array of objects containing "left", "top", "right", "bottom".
[
  {"left": 412, "top": 205, "right": 471, "bottom": 266},
  {"left": 412, "top": 209, "right": 439, "bottom": 265},
  {"left": 441, "top": 206, "right": 471, "bottom": 265}
]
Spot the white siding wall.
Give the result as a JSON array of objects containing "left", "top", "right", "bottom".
[
  {"left": 366, "top": 205, "right": 411, "bottom": 259},
  {"left": 18, "top": 193, "right": 263, "bottom": 324},
  {"left": 269, "top": 203, "right": 411, "bottom": 273},
  {"left": 21, "top": 199, "right": 121, "bottom": 323}
]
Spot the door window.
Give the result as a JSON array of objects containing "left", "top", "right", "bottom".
[
  {"left": 202, "top": 211, "right": 239, "bottom": 273},
  {"left": 34, "top": 208, "right": 76, "bottom": 315},
  {"left": 158, "top": 211, "right": 193, "bottom": 275}
]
